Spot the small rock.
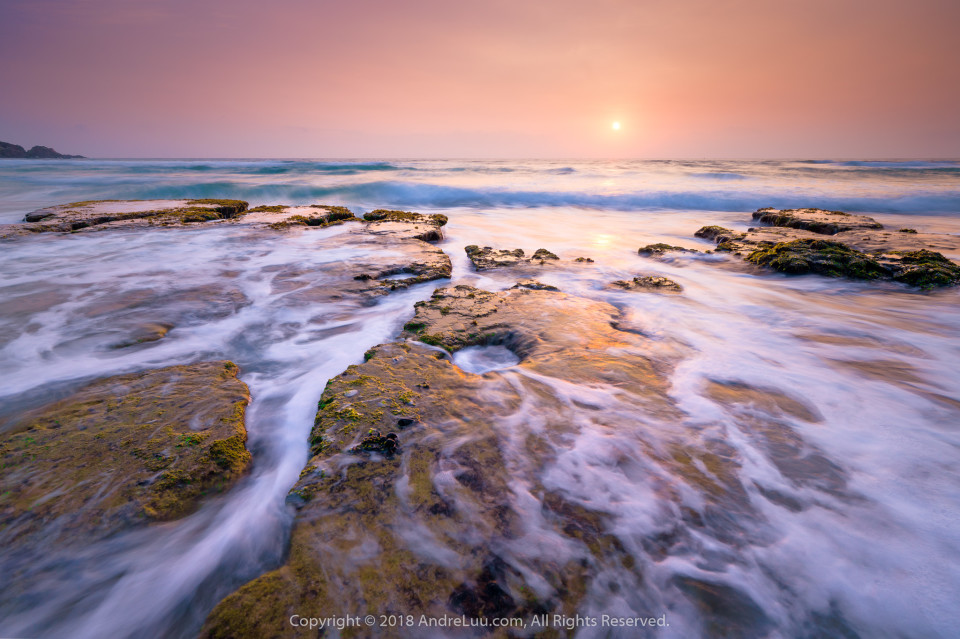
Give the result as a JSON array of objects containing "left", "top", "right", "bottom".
[
  {"left": 638, "top": 243, "right": 698, "bottom": 257},
  {"left": 353, "top": 429, "right": 400, "bottom": 455},
  {"left": 612, "top": 276, "right": 683, "bottom": 292},
  {"left": 511, "top": 279, "right": 559, "bottom": 291}
]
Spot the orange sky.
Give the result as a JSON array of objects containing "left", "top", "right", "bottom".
[{"left": 1, "top": 0, "right": 958, "bottom": 158}]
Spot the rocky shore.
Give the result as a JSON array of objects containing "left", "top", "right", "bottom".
[
  {"left": 693, "top": 207, "right": 960, "bottom": 288},
  {"left": 1, "top": 199, "right": 959, "bottom": 638}
]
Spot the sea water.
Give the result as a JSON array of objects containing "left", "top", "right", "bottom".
[{"left": 1, "top": 159, "right": 959, "bottom": 638}]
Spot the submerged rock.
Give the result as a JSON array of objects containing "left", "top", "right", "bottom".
[
  {"left": 696, "top": 208, "right": 960, "bottom": 288},
  {"left": 202, "top": 285, "right": 676, "bottom": 636},
  {"left": 612, "top": 275, "right": 683, "bottom": 292},
  {"left": 0, "top": 361, "right": 251, "bottom": 547}
]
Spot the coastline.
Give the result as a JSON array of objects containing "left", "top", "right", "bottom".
[{"left": 1, "top": 162, "right": 959, "bottom": 638}]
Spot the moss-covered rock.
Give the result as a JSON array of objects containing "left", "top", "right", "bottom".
[
  {"left": 245, "top": 204, "right": 288, "bottom": 213},
  {"left": 612, "top": 275, "right": 683, "bottom": 292},
  {"left": 531, "top": 248, "right": 559, "bottom": 261},
  {"left": 19, "top": 199, "right": 250, "bottom": 233},
  {"left": 464, "top": 245, "right": 567, "bottom": 270},
  {"left": 638, "top": 243, "right": 699, "bottom": 257},
  {"left": 363, "top": 208, "right": 448, "bottom": 227},
  {"left": 694, "top": 225, "right": 741, "bottom": 243},
  {"left": 202, "top": 286, "right": 677, "bottom": 636},
  {"left": 266, "top": 205, "right": 359, "bottom": 230},
  {"left": 889, "top": 249, "right": 960, "bottom": 288},
  {"left": 464, "top": 245, "right": 526, "bottom": 270},
  {"left": 745, "top": 239, "right": 889, "bottom": 279},
  {"left": 697, "top": 209, "right": 960, "bottom": 288},
  {"left": 360, "top": 209, "right": 448, "bottom": 242},
  {"left": 0, "top": 361, "right": 251, "bottom": 546}
]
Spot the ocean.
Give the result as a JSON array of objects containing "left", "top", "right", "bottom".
[{"left": 1, "top": 159, "right": 960, "bottom": 223}]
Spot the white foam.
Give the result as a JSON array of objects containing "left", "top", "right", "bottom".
[{"left": 451, "top": 344, "right": 520, "bottom": 374}]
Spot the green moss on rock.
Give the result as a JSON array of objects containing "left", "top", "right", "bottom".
[
  {"left": 890, "top": 249, "right": 960, "bottom": 288},
  {"left": 186, "top": 199, "right": 249, "bottom": 217},
  {"left": 0, "top": 361, "right": 252, "bottom": 544},
  {"left": 532, "top": 248, "right": 559, "bottom": 260},
  {"left": 363, "top": 209, "right": 448, "bottom": 226},
  {"left": 695, "top": 226, "right": 739, "bottom": 242},
  {"left": 638, "top": 243, "right": 698, "bottom": 256},
  {"left": 746, "top": 239, "right": 889, "bottom": 279}
]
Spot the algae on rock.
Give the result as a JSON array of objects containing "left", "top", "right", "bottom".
[
  {"left": 0, "top": 361, "right": 251, "bottom": 546},
  {"left": 695, "top": 208, "right": 960, "bottom": 288},
  {"left": 202, "top": 285, "right": 678, "bottom": 637},
  {"left": 464, "top": 245, "right": 566, "bottom": 270},
  {"left": 745, "top": 239, "right": 889, "bottom": 279}
]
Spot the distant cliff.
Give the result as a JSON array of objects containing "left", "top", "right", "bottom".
[{"left": 0, "top": 141, "right": 85, "bottom": 159}]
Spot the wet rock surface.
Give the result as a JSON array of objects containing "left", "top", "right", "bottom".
[
  {"left": 696, "top": 208, "right": 960, "bottom": 287},
  {"left": 1, "top": 201, "right": 451, "bottom": 244},
  {"left": 16, "top": 198, "right": 249, "bottom": 233},
  {"left": 256, "top": 204, "right": 358, "bottom": 229},
  {"left": 464, "top": 245, "right": 562, "bottom": 270},
  {"left": 752, "top": 207, "right": 883, "bottom": 234},
  {"left": 638, "top": 242, "right": 700, "bottom": 257},
  {"left": 2, "top": 195, "right": 951, "bottom": 637},
  {"left": 0, "top": 362, "right": 251, "bottom": 548},
  {"left": 202, "top": 285, "right": 680, "bottom": 636},
  {"left": 511, "top": 278, "right": 560, "bottom": 291},
  {"left": 611, "top": 275, "right": 684, "bottom": 292},
  {"left": 202, "top": 279, "right": 853, "bottom": 637}
]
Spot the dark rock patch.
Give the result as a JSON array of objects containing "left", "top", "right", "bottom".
[
  {"left": 638, "top": 243, "right": 700, "bottom": 257},
  {"left": 612, "top": 275, "right": 683, "bottom": 292}
]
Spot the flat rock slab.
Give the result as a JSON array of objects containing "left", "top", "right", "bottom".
[
  {"left": 2, "top": 200, "right": 452, "bottom": 297},
  {"left": 752, "top": 207, "right": 883, "bottom": 234},
  {"left": 0, "top": 361, "right": 251, "bottom": 549},
  {"left": 202, "top": 284, "right": 679, "bottom": 636},
  {"left": 18, "top": 198, "right": 249, "bottom": 233}
]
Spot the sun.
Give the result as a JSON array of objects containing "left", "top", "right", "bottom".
[{"left": 612, "top": 121, "right": 621, "bottom": 131}]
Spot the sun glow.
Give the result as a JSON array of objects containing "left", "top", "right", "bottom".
[{"left": 612, "top": 121, "right": 621, "bottom": 130}]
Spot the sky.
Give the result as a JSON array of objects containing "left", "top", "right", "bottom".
[{"left": 1, "top": 0, "right": 958, "bottom": 158}]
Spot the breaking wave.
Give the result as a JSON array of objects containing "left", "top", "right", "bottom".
[{"left": 132, "top": 180, "right": 960, "bottom": 214}]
